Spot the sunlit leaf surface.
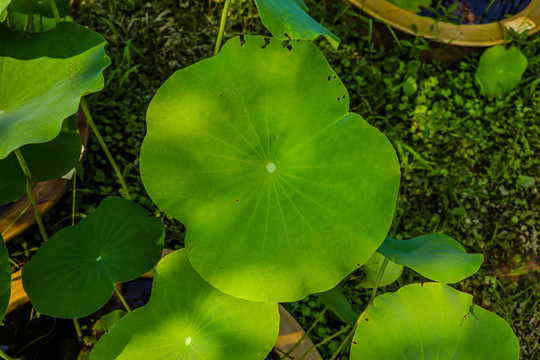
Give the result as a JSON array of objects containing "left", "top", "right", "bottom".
[
  {"left": 141, "top": 36, "right": 400, "bottom": 302},
  {"left": 351, "top": 283, "right": 520, "bottom": 359},
  {"left": 90, "top": 249, "right": 279, "bottom": 360}
]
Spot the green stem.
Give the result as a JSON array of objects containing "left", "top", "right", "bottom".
[
  {"left": 214, "top": 0, "right": 232, "bottom": 56},
  {"left": 26, "top": 0, "right": 34, "bottom": 32},
  {"left": 72, "top": 318, "right": 83, "bottom": 340},
  {"left": 71, "top": 173, "right": 77, "bottom": 226},
  {"left": 81, "top": 100, "right": 132, "bottom": 200},
  {"left": 47, "top": 0, "right": 61, "bottom": 23},
  {"left": 280, "top": 307, "right": 328, "bottom": 360},
  {"left": 114, "top": 286, "right": 132, "bottom": 312},
  {"left": 299, "top": 326, "right": 350, "bottom": 360},
  {"left": 1, "top": 204, "right": 31, "bottom": 237},
  {"left": 13, "top": 149, "right": 48, "bottom": 242},
  {"left": 0, "top": 349, "right": 20, "bottom": 360},
  {"left": 329, "top": 258, "right": 389, "bottom": 360}
]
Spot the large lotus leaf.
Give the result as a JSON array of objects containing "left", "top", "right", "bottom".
[
  {"left": 22, "top": 197, "right": 164, "bottom": 318},
  {"left": 140, "top": 36, "right": 400, "bottom": 302},
  {"left": 387, "top": 0, "right": 431, "bottom": 12},
  {"left": 8, "top": 0, "right": 69, "bottom": 18},
  {"left": 378, "top": 234, "right": 484, "bottom": 283},
  {"left": 0, "top": 234, "right": 10, "bottom": 321},
  {"left": 0, "top": 21, "right": 110, "bottom": 159},
  {"left": 351, "top": 283, "right": 520, "bottom": 359},
  {"left": 475, "top": 46, "right": 527, "bottom": 97},
  {"left": 357, "top": 251, "right": 403, "bottom": 288},
  {"left": 254, "top": 0, "right": 340, "bottom": 49},
  {"left": 0, "top": 117, "right": 80, "bottom": 204},
  {"left": 90, "top": 249, "right": 279, "bottom": 360}
]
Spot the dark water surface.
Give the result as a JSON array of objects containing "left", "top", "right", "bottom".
[{"left": 419, "top": 0, "right": 531, "bottom": 24}]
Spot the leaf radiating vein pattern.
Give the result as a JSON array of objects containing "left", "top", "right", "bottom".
[
  {"left": 90, "top": 249, "right": 279, "bottom": 360},
  {"left": 141, "top": 36, "right": 400, "bottom": 302}
]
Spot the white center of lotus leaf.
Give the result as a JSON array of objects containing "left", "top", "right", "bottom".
[
  {"left": 266, "top": 162, "right": 276, "bottom": 173},
  {"left": 0, "top": 110, "right": 4, "bottom": 115},
  {"left": 185, "top": 337, "right": 192, "bottom": 345},
  {"left": 96, "top": 256, "right": 103, "bottom": 261}
]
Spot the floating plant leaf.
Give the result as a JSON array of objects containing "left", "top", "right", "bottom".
[
  {"left": 351, "top": 283, "right": 520, "bottom": 359},
  {"left": 254, "top": 0, "right": 340, "bottom": 49},
  {"left": 0, "top": 0, "right": 10, "bottom": 15},
  {"left": 475, "top": 46, "right": 527, "bottom": 97},
  {"left": 22, "top": 197, "right": 164, "bottom": 318},
  {"left": 9, "top": 0, "right": 69, "bottom": 18},
  {"left": 378, "top": 234, "right": 484, "bottom": 283},
  {"left": 90, "top": 249, "right": 279, "bottom": 360},
  {"left": 0, "top": 21, "right": 110, "bottom": 159},
  {"left": 317, "top": 286, "right": 358, "bottom": 327},
  {"left": 357, "top": 251, "right": 403, "bottom": 288},
  {"left": 0, "top": 117, "right": 81, "bottom": 204},
  {"left": 387, "top": 0, "right": 431, "bottom": 13},
  {"left": 0, "top": 234, "right": 10, "bottom": 321},
  {"left": 140, "top": 36, "right": 400, "bottom": 302}
]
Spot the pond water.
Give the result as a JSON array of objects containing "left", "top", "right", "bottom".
[{"left": 418, "top": 0, "right": 531, "bottom": 24}]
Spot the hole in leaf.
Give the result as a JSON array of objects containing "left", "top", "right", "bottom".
[
  {"left": 353, "top": 340, "right": 358, "bottom": 344},
  {"left": 328, "top": 76, "right": 331, "bottom": 82},
  {"left": 286, "top": 45, "right": 293, "bottom": 51},
  {"left": 239, "top": 35, "right": 246, "bottom": 46},
  {"left": 262, "top": 37, "right": 271, "bottom": 49},
  {"left": 235, "top": 199, "right": 240, "bottom": 203},
  {"left": 365, "top": 318, "right": 370, "bottom": 322},
  {"left": 337, "top": 97, "right": 340, "bottom": 101},
  {"left": 284, "top": 33, "right": 291, "bottom": 39},
  {"left": 282, "top": 39, "right": 291, "bottom": 48}
]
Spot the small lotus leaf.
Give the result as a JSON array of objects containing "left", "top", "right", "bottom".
[
  {"left": 387, "top": 0, "right": 431, "bottom": 12},
  {"left": 1, "top": 0, "right": 10, "bottom": 14},
  {"left": 9, "top": 0, "right": 69, "bottom": 18},
  {"left": 254, "top": 0, "right": 340, "bottom": 49},
  {"left": 0, "top": 119, "right": 81, "bottom": 203},
  {"left": 475, "top": 46, "right": 527, "bottom": 97},
  {"left": 0, "top": 22, "right": 110, "bottom": 159},
  {"left": 378, "top": 234, "right": 484, "bottom": 283},
  {"left": 351, "top": 283, "right": 520, "bottom": 359},
  {"left": 8, "top": 11, "right": 59, "bottom": 32},
  {"left": 90, "top": 249, "right": 279, "bottom": 360},
  {"left": 317, "top": 286, "right": 358, "bottom": 327},
  {"left": 357, "top": 251, "right": 403, "bottom": 288},
  {"left": 22, "top": 197, "right": 164, "bottom": 318},
  {"left": 140, "top": 36, "right": 400, "bottom": 302},
  {"left": 0, "top": 234, "right": 10, "bottom": 321}
]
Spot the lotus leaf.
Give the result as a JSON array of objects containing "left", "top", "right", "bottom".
[
  {"left": 254, "top": 0, "right": 340, "bottom": 49},
  {"left": 9, "top": 0, "right": 69, "bottom": 18},
  {"left": 378, "top": 234, "right": 483, "bottom": 283},
  {"left": 351, "top": 283, "right": 520, "bottom": 359},
  {"left": 0, "top": 0, "right": 9, "bottom": 15},
  {"left": 0, "top": 234, "right": 10, "bottom": 321},
  {"left": 141, "top": 36, "right": 400, "bottom": 302},
  {"left": 317, "top": 286, "right": 358, "bottom": 327},
  {"left": 357, "top": 251, "right": 403, "bottom": 288},
  {"left": 0, "top": 118, "right": 81, "bottom": 204},
  {"left": 90, "top": 249, "right": 279, "bottom": 360},
  {"left": 475, "top": 46, "right": 527, "bottom": 97},
  {"left": 0, "top": 21, "right": 110, "bottom": 159},
  {"left": 22, "top": 197, "right": 164, "bottom": 318}
]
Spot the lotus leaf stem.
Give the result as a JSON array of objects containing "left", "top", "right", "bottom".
[
  {"left": 13, "top": 149, "right": 49, "bottom": 242},
  {"left": 214, "top": 0, "right": 231, "bottom": 56},
  {"left": 0, "top": 349, "right": 21, "bottom": 360},
  {"left": 114, "top": 286, "right": 132, "bottom": 312},
  {"left": 25, "top": 0, "right": 34, "bottom": 32},
  {"left": 81, "top": 100, "right": 132, "bottom": 200},
  {"left": 299, "top": 326, "right": 350, "bottom": 360},
  {"left": 329, "top": 258, "right": 389, "bottom": 360},
  {"left": 47, "top": 0, "right": 61, "bottom": 23},
  {"left": 73, "top": 318, "right": 83, "bottom": 340}
]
